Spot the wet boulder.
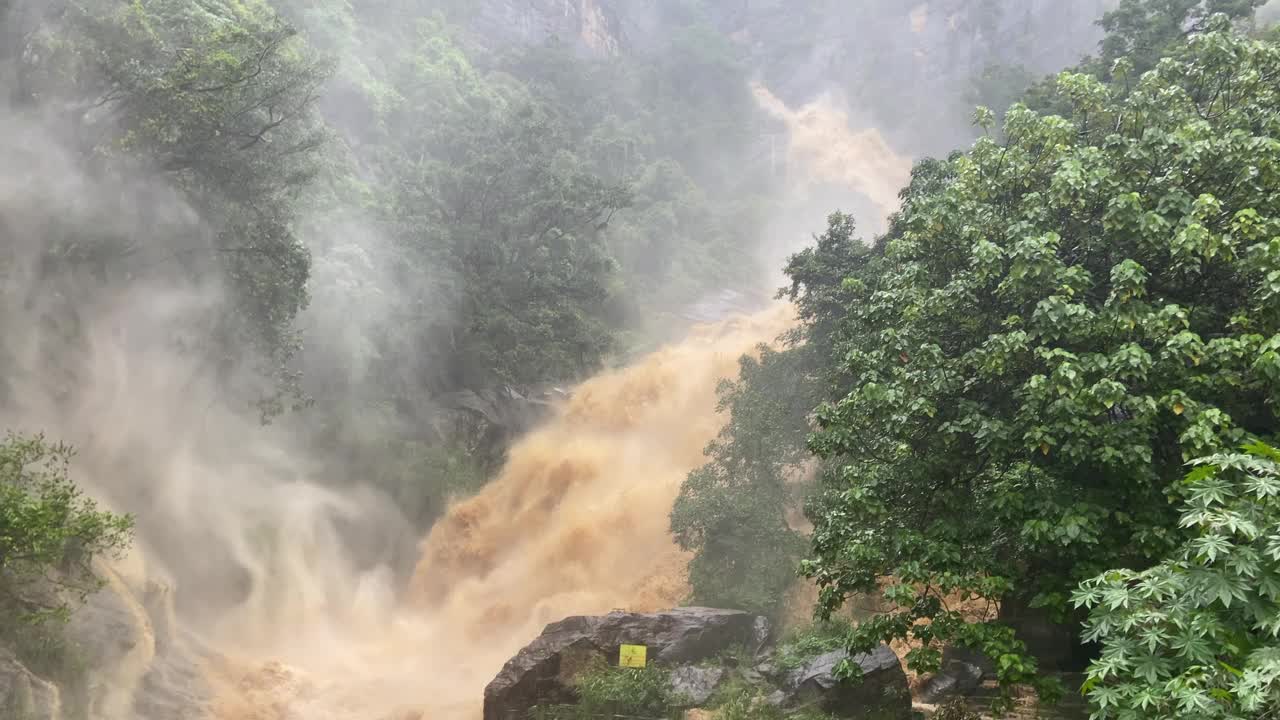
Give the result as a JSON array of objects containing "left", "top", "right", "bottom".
[
  {"left": 918, "top": 647, "right": 991, "bottom": 705},
  {"left": 774, "top": 646, "right": 912, "bottom": 720},
  {"left": 0, "top": 651, "right": 61, "bottom": 720},
  {"left": 482, "top": 607, "right": 767, "bottom": 720},
  {"left": 668, "top": 665, "right": 726, "bottom": 706}
]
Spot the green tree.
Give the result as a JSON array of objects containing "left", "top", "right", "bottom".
[
  {"left": 671, "top": 347, "right": 816, "bottom": 618},
  {"left": 800, "top": 19, "right": 1280, "bottom": 700},
  {"left": 15, "top": 0, "right": 332, "bottom": 416},
  {"left": 670, "top": 213, "right": 876, "bottom": 619},
  {"left": 1020, "top": 0, "right": 1268, "bottom": 115},
  {"left": 383, "top": 20, "right": 629, "bottom": 390},
  {"left": 1095, "top": 0, "right": 1268, "bottom": 74},
  {"left": 0, "top": 433, "right": 133, "bottom": 628},
  {"left": 495, "top": 27, "right": 772, "bottom": 331},
  {"left": 1074, "top": 442, "right": 1280, "bottom": 718}
]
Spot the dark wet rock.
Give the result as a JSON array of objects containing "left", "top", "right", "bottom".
[
  {"left": 918, "top": 647, "right": 987, "bottom": 705},
  {"left": 0, "top": 651, "right": 60, "bottom": 720},
  {"left": 66, "top": 562, "right": 213, "bottom": 719},
  {"left": 483, "top": 607, "right": 767, "bottom": 720},
  {"left": 669, "top": 666, "right": 725, "bottom": 706},
  {"left": 778, "top": 646, "right": 912, "bottom": 720},
  {"left": 431, "top": 384, "right": 567, "bottom": 461},
  {"left": 483, "top": 606, "right": 912, "bottom": 720}
]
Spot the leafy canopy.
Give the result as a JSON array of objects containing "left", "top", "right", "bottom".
[
  {"left": 670, "top": 212, "right": 873, "bottom": 620},
  {"left": 531, "top": 661, "right": 681, "bottom": 720},
  {"left": 16, "top": 0, "right": 333, "bottom": 416},
  {"left": 671, "top": 345, "right": 817, "bottom": 618},
  {"left": 800, "top": 17, "right": 1280, "bottom": 698},
  {"left": 1075, "top": 442, "right": 1280, "bottom": 718},
  {"left": 382, "top": 18, "right": 630, "bottom": 390}
]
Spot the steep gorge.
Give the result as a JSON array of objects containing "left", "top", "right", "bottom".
[
  {"left": 0, "top": 3, "right": 1121, "bottom": 718},
  {"left": 208, "top": 85, "right": 908, "bottom": 720}
]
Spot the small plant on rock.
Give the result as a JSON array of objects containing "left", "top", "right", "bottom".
[
  {"left": 713, "top": 689, "right": 783, "bottom": 720},
  {"left": 775, "top": 618, "right": 854, "bottom": 671},
  {"left": 532, "top": 659, "right": 681, "bottom": 720}
]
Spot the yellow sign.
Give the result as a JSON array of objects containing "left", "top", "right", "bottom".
[{"left": 618, "top": 644, "right": 647, "bottom": 668}]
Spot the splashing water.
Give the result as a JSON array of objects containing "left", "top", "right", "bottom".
[
  {"left": 209, "top": 303, "right": 796, "bottom": 720},
  {"left": 205, "top": 81, "right": 912, "bottom": 720},
  {"left": 752, "top": 82, "right": 912, "bottom": 220},
  {"left": 0, "top": 80, "right": 901, "bottom": 720}
]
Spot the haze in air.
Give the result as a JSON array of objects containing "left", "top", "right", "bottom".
[{"left": 3, "top": 2, "right": 1280, "bottom": 720}]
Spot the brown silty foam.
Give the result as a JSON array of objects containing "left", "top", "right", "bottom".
[{"left": 212, "top": 304, "right": 795, "bottom": 720}]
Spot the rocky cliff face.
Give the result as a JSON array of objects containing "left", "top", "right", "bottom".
[
  {"left": 467, "top": 0, "right": 1113, "bottom": 155},
  {"left": 1, "top": 555, "right": 212, "bottom": 720},
  {"left": 467, "top": 0, "right": 626, "bottom": 55},
  {"left": 0, "top": 651, "right": 62, "bottom": 719},
  {"left": 695, "top": 0, "right": 1114, "bottom": 155}
]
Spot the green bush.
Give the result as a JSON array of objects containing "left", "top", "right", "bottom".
[
  {"left": 712, "top": 688, "right": 837, "bottom": 720},
  {"left": 0, "top": 433, "right": 133, "bottom": 629},
  {"left": 0, "top": 432, "right": 131, "bottom": 716},
  {"left": 775, "top": 618, "right": 855, "bottom": 671},
  {"left": 532, "top": 660, "right": 681, "bottom": 720},
  {"left": 714, "top": 689, "right": 783, "bottom": 720}
]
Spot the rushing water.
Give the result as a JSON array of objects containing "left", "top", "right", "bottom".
[{"left": 210, "top": 304, "right": 796, "bottom": 720}]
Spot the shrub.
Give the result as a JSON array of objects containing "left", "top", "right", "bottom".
[{"left": 532, "top": 660, "right": 681, "bottom": 720}]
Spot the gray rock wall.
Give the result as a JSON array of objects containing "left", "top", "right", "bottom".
[
  {"left": 0, "top": 652, "right": 62, "bottom": 720},
  {"left": 465, "top": 0, "right": 1114, "bottom": 155},
  {"left": 468, "top": 0, "right": 625, "bottom": 55}
]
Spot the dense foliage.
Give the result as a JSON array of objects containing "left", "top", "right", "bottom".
[
  {"left": 384, "top": 48, "right": 631, "bottom": 387},
  {"left": 5, "top": 0, "right": 332, "bottom": 418},
  {"left": 795, "top": 14, "right": 1280, "bottom": 704},
  {"left": 1075, "top": 442, "right": 1280, "bottom": 717},
  {"left": 671, "top": 346, "right": 817, "bottom": 618},
  {"left": 288, "top": 5, "right": 784, "bottom": 513},
  {"left": 0, "top": 433, "right": 133, "bottom": 633},
  {"left": 671, "top": 213, "right": 869, "bottom": 619},
  {"left": 9, "top": 1, "right": 1280, "bottom": 717},
  {"left": 3, "top": 0, "right": 785, "bottom": 539},
  {"left": 1010, "top": 0, "right": 1268, "bottom": 118}
]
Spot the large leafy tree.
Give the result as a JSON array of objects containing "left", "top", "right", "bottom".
[
  {"left": 1016, "top": 0, "right": 1269, "bottom": 117},
  {"left": 10, "top": 0, "right": 331, "bottom": 414},
  {"left": 670, "top": 212, "right": 873, "bottom": 619},
  {"left": 670, "top": 345, "right": 818, "bottom": 618},
  {"left": 1094, "top": 0, "right": 1268, "bottom": 74},
  {"left": 800, "top": 18, "right": 1280, "bottom": 699},
  {"left": 494, "top": 20, "right": 772, "bottom": 332},
  {"left": 383, "top": 20, "right": 629, "bottom": 390}
]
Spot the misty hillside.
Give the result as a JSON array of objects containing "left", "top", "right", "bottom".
[{"left": 2, "top": 1, "right": 1280, "bottom": 719}]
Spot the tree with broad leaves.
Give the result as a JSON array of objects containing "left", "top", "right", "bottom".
[
  {"left": 1075, "top": 442, "right": 1280, "bottom": 718},
  {"left": 800, "top": 17, "right": 1280, "bottom": 711}
]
